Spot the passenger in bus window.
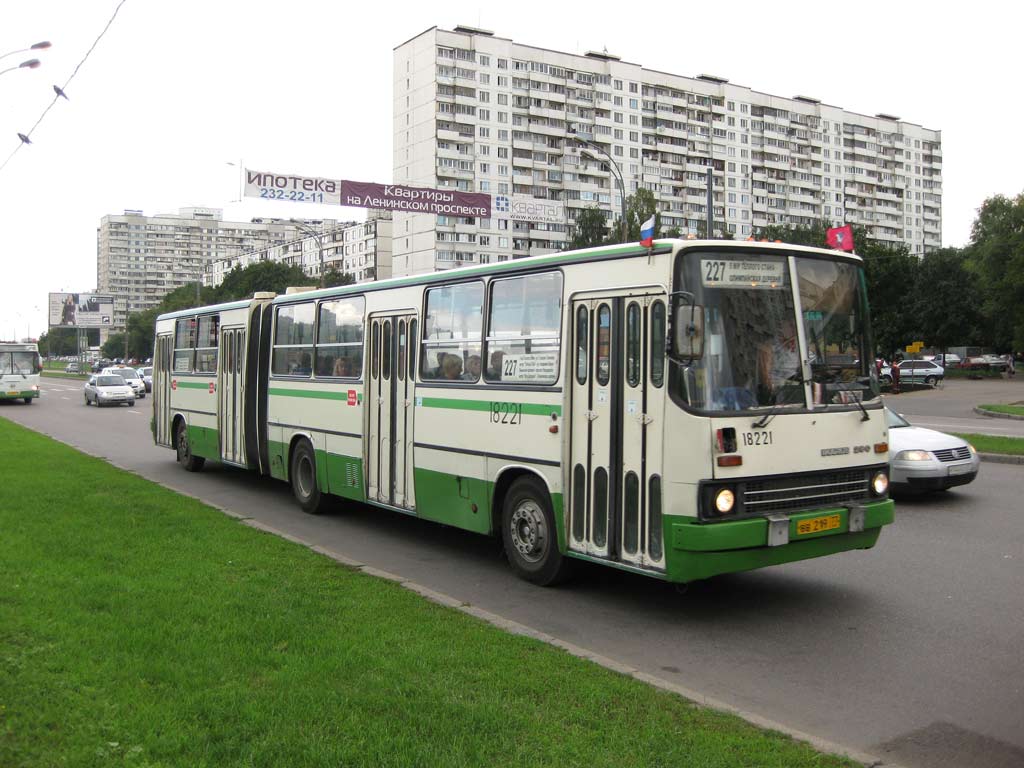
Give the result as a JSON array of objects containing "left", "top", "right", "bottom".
[
  {"left": 465, "top": 354, "right": 482, "bottom": 381},
  {"left": 442, "top": 354, "right": 463, "bottom": 380},
  {"left": 333, "top": 356, "right": 350, "bottom": 377},
  {"left": 292, "top": 352, "right": 312, "bottom": 376},
  {"left": 487, "top": 350, "right": 504, "bottom": 379}
]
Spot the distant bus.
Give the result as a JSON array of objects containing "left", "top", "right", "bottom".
[
  {"left": 152, "top": 239, "right": 894, "bottom": 586},
  {"left": 0, "top": 342, "right": 42, "bottom": 404}
]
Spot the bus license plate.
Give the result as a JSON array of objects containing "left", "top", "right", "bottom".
[{"left": 796, "top": 514, "right": 841, "bottom": 536}]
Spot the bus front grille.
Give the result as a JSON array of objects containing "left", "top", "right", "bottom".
[{"left": 743, "top": 469, "right": 871, "bottom": 515}]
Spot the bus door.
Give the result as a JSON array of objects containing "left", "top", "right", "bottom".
[
  {"left": 367, "top": 313, "right": 417, "bottom": 509},
  {"left": 568, "top": 292, "right": 667, "bottom": 570},
  {"left": 218, "top": 327, "right": 246, "bottom": 465},
  {"left": 153, "top": 333, "right": 173, "bottom": 447}
]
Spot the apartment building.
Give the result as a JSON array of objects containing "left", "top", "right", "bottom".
[
  {"left": 97, "top": 208, "right": 349, "bottom": 329},
  {"left": 206, "top": 210, "right": 393, "bottom": 289},
  {"left": 393, "top": 26, "right": 941, "bottom": 276}
]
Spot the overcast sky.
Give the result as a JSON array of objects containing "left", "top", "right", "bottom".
[{"left": 2, "top": 0, "right": 1021, "bottom": 341}]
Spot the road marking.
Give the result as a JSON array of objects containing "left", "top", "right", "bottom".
[{"left": 61, "top": 397, "right": 69, "bottom": 400}]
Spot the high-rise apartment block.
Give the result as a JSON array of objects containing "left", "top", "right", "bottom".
[
  {"left": 207, "top": 210, "right": 393, "bottom": 288},
  {"left": 97, "top": 208, "right": 391, "bottom": 329},
  {"left": 392, "top": 26, "right": 941, "bottom": 276}
]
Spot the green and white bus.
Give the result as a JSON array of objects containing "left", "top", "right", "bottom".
[
  {"left": 0, "top": 342, "right": 42, "bottom": 403},
  {"left": 153, "top": 239, "right": 894, "bottom": 585}
]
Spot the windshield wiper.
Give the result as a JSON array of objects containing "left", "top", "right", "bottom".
[{"left": 751, "top": 375, "right": 806, "bottom": 429}]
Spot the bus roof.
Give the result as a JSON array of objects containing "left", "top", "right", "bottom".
[
  {"left": 156, "top": 239, "right": 864, "bottom": 317},
  {"left": 156, "top": 298, "right": 252, "bottom": 322}
]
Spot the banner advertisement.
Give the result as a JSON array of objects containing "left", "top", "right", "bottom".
[
  {"left": 48, "top": 293, "right": 114, "bottom": 328},
  {"left": 244, "top": 170, "right": 491, "bottom": 217}
]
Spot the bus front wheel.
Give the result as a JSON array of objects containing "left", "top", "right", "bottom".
[
  {"left": 501, "top": 476, "right": 572, "bottom": 586},
  {"left": 290, "top": 440, "right": 325, "bottom": 514},
  {"left": 175, "top": 421, "right": 205, "bottom": 472}
]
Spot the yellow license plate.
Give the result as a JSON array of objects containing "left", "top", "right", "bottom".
[{"left": 796, "top": 514, "right": 841, "bottom": 536}]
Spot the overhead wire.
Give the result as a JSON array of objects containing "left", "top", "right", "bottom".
[{"left": 0, "top": 0, "right": 129, "bottom": 175}]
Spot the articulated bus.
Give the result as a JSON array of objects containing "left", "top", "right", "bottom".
[
  {"left": 153, "top": 240, "right": 894, "bottom": 585},
  {"left": 0, "top": 342, "right": 42, "bottom": 403}
]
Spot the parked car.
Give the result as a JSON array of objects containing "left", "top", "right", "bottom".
[
  {"left": 880, "top": 359, "right": 945, "bottom": 386},
  {"left": 887, "top": 408, "right": 979, "bottom": 493},
  {"left": 83, "top": 374, "right": 135, "bottom": 407},
  {"left": 64, "top": 361, "right": 80, "bottom": 374},
  {"left": 924, "top": 353, "right": 961, "bottom": 367},
  {"left": 139, "top": 366, "right": 153, "bottom": 392},
  {"left": 101, "top": 366, "right": 145, "bottom": 398}
]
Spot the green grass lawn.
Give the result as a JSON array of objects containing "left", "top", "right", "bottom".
[
  {"left": 0, "top": 417, "right": 859, "bottom": 768},
  {"left": 952, "top": 433, "right": 1024, "bottom": 456},
  {"left": 977, "top": 404, "right": 1024, "bottom": 417}
]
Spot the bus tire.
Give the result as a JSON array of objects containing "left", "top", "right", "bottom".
[
  {"left": 175, "top": 420, "right": 205, "bottom": 472},
  {"left": 290, "top": 440, "right": 324, "bottom": 514},
  {"left": 501, "top": 476, "right": 572, "bottom": 586},
  {"left": 24, "top": 397, "right": 33, "bottom": 405}
]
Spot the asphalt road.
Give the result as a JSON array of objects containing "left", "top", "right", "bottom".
[
  {"left": 883, "top": 376, "right": 1024, "bottom": 438},
  {"left": 4, "top": 379, "right": 1024, "bottom": 768}
]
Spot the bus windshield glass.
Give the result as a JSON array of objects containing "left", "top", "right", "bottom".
[{"left": 671, "top": 251, "right": 878, "bottom": 413}]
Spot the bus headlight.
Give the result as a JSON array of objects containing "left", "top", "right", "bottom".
[
  {"left": 871, "top": 471, "right": 889, "bottom": 496},
  {"left": 714, "top": 488, "right": 736, "bottom": 514}
]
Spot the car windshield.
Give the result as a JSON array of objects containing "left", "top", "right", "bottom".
[
  {"left": 670, "top": 250, "right": 879, "bottom": 413},
  {"left": 111, "top": 369, "right": 138, "bottom": 379},
  {"left": 97, "top": 376, "right": 126, "bottom": 387},
  {"left": 141, "top": 368, "right": 152, "bottom": 376},
  {"left": 885, "top": 408, "right": 911, "bottom": 428}
]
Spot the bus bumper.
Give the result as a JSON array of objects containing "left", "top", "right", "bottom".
[
  {"left": 665, "top": 499, "right": 895, "bottom": 584},
  {"left": 0, "top": 389, "right": 39, "bottom": 399}
]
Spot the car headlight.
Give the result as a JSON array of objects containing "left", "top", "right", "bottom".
[
  {"left": 871, "top": 471, "right": 889, "bottom": 496},
  {"left": 966, "top": 443, "right": 977, "bottom": 455},
  {"left": 714, "top": 488, "right": 736, "bottom": 514},
  {"left": 894, "top": 449, "right": 932, "bottom": 461}
]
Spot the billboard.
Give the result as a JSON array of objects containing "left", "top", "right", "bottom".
[
  {"left": 244, "top": 169, "right": 492, "bottom": 217},
  {"left": 494, "top": 195, "right": 566, "bottom": 225},
  {"left": 48, "top": 293, "right": 114, "bottom": 329}
]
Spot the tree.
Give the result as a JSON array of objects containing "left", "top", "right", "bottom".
[
  {"left": 624, "top": 188, "right": 659, "bottom": 242},
  {"left": 965, "top": 192, "right": 1024, "bottom": 351},
  {"left": 321, "top": 266, "right": 356, "bottom": 288},
  {"left": 215, "top": 261, "right": 310, "bottom": 302},
  {"left": 569, "top": 206, "right": 610, "bottom": 249},
  {"left": 912, "top": 248, "right": 986, "bottom": 353},
  {"left": 101, "top": 332, "right": 125, "bottom": 360},
  {"left": 859, "top": 239, "right": 919, "bottom": 360}
]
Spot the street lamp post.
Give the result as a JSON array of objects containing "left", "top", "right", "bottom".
[
  {"left": 567, "top": 126, "right": 627, "bottom": 243},
  {"left": 290, "top": 220, "right": 325, "bottom": 286},
  {"left": 0, "top": 58, "right": 41, "bottom": 78},
  {"left": 0, "top": 41, "right": 51, "bottom": 63}
]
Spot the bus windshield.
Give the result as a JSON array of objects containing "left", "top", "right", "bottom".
[
  {"left": 1, "top": 351, "right": 39, "bottom": 375},
  {"left": 671, "top": 251, "right": 878, "bottom": 413}
]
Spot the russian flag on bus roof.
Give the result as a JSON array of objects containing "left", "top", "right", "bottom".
[{"left": 640, "top": 215, "right": 655, "bottom": 247}]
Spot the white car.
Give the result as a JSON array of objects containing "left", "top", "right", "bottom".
[
  {"left": 101, "top": 366, "right": 146, "bottom": 398},
  {"left": 139, "top": 366, "right": 153, "bottom": 392},
  {"left": 887, "top": 408, "right": 979, "bottom": 493},
  {"left": 84, "top": 374, "right": 136, "bottom": 407}
]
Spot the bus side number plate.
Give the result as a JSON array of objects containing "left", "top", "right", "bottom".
[{"left": 490, "top": 402, "right": 522, "bottom": 425}]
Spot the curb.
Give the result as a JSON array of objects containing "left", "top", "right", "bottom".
[
  {"left": 979, "top": 452, "right": 1024, "bottom": 465},
  {"left": 973, "top": 406, "right": 1024, "bottom": 421}
]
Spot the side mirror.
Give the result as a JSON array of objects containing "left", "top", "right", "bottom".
[{"left": 674, "top": 304, "right": 705, "bottom": 360}]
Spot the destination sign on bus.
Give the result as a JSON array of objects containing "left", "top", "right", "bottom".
[{"left": 700, "top": 259, "right": 787, "bottom": 289}]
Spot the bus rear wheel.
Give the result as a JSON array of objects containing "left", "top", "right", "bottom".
[
  {"left": 290, "top": 440, "right": 325, "bottom": 514},
  {"left": 501, "top": 476, "right": 572, "bottom": 586},
  {"left": 24, "top": 397, "right": 33, "bottom": 404},
  {"left": 175, "top": 420, "right": 205, "bottom": 472}
]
